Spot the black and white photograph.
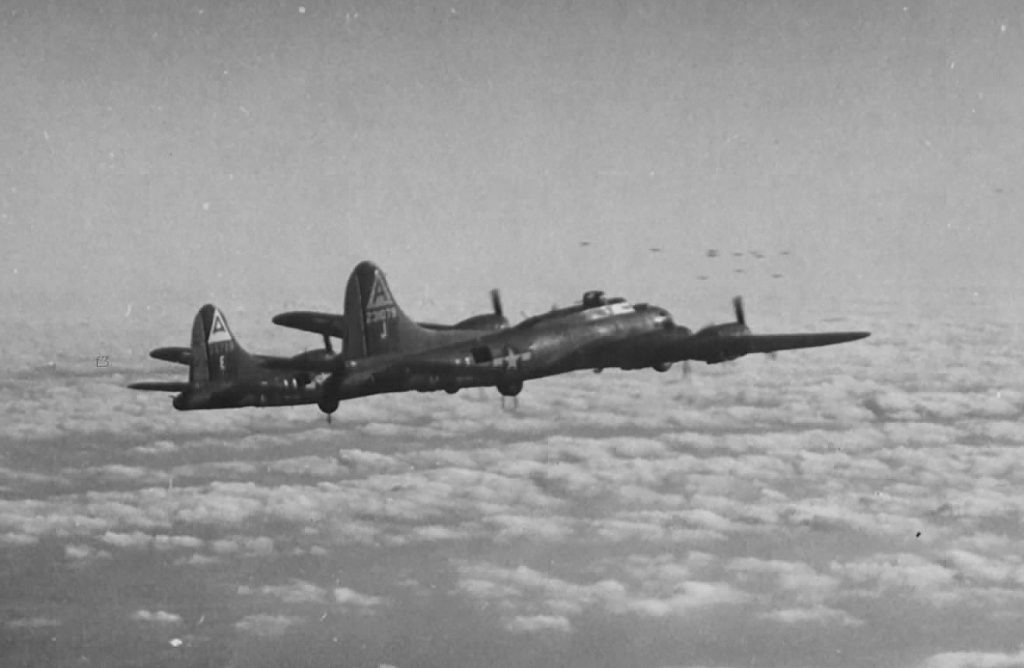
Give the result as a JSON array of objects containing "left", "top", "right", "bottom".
[{"left": 2, "top": 1, "right": 1023, "bottom": 667}]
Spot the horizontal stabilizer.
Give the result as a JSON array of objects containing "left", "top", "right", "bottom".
[
  {"left": 150, "top": 346, "right": 192, "bottom": 365},
  {"left": 128, "top": 381, "right": 190, "bottom": 392},
  {"left": 272, "top": 311, "right": 347, "bottom": 339}
]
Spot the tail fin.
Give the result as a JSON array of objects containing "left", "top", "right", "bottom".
[
  {"left": 343, "top": 261, "right": 433, "bottom": 359},
  {"left": 188, "top": 304, "right": 252, "bottom": 387}
]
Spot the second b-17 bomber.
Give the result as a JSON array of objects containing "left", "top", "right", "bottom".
[{"left": 130, "top": 261, "right": 869, "bottom": 421}]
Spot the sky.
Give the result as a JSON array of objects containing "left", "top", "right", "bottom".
[
  {"left": 3, "top": 0, "right": 1024, "bottom": 361},
  {"left": 3, "top": 0, "right": 1024, "bottom": 666}
]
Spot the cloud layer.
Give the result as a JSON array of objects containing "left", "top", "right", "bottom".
[{"left": 4, "top": 305, "right": 1024, "bottom": 667}]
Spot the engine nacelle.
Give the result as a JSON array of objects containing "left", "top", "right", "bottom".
[
  {"left": 454, "top": 314, "right": 509, "bottom": 331},
  {"left": 694, "top": 322, "right": 749, "bottom": 339},
  {"left": 686, "top": 323, "right": 752, "bottom": 364},
  {"left": 652, "top": 361, "right": 673, "bottom": 372}
]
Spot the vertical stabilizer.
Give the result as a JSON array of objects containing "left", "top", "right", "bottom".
[
  {"left": 188, "top": 304, "right": 251, "bottom": 387},
  {"left": 343, "top": 261, "right": 433, "bottom": 359}
]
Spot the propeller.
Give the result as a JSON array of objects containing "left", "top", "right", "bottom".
[
  {"left": 490, "top": 289, "right": 503, "bottom": 318},
  {"left": 449, "top": 289, "right": 509, "bottom": 330},
  {"left": 695, "top": 296, "right": 749, "bottom": 336},
  {"left": 322, "top": 333, "right": 334, "bottom": 355},
  {"left": 684, "top": 296, "right": 754, "bottom": 368}
]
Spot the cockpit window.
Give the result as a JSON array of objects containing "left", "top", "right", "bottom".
[{"left": 645, "top": 306, "right": 673, "bottom": 329}]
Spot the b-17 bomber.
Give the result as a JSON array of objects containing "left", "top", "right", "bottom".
[
  {"left": 130, "top": 261, "right": 870, "bottom": 421},
  {"left": 128, "top": 305, "right": 336, "bottom": 412}
]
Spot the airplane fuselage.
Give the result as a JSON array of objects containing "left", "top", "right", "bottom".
[
  {"left": 171, "top": 371, "right": 329, "bottom": 410},
  {"left": 324, "top": 301, "right": 672, "bottom": 403}
]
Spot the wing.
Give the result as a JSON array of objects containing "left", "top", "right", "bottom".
[
  {"left": 128, "top": 381, "right": 190, "bottom": 392},
  {"left": 741, "top": 332, "right": 871, "bottom": 354},
  {"left": 658, "top": 330, "right": 870, "bottom": 364},
  {"left": 272, "top": 311, "right": 347, "bottom": 339}
]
